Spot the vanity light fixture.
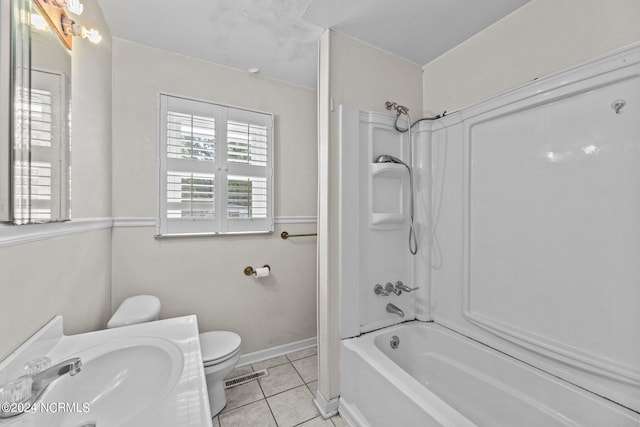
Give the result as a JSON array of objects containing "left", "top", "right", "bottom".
[
  {"left": 34, "top": 0, "right": 96, "bottom": 49},
  {"left": 61, "top": 15, "right": 102, "bottom": 44}
]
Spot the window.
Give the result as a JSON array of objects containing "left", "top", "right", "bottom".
[{"left": 158, "top": 94, "right": 273, "bottom": 236}]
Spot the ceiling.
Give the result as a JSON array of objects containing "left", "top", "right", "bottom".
[{"left": 97, "top": 0, "right": 531, "bottom": 89}]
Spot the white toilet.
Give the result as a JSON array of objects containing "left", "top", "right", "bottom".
[{"left": 107, "top": 295, "right": 242, "bottom": 416}]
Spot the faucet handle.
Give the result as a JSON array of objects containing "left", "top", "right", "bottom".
[
  {"left": 0, "top": 375, "right": 33, "bottom": 412},
  {"left": 395, "top": 281, "right": 419, "bottom": 293},
  {"left": 374, "top": 284, "right": 390, "bottom": 296},
  {"left": 25, "top": 356, "right": 51, "bottom": 376},
  {"left": 385, "top": 282, "right": 401, "bottom": 295}
]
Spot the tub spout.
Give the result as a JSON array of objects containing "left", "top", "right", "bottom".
[{"left": 386, "top": 303, "right": 404, "bottom": 317}]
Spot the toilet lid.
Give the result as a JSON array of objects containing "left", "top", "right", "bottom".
[
  {"left": 200, "top": 331, "right": 241, "bottom": 365},
  {"left": 107, "top": 295, "right": 161, "bottom": 328}
]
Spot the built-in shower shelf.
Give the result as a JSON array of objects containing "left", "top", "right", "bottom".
[
  {"left": 370, "top": 213, "right": 405, "bottom": 227},
  {"left": 370, "top": 162, "right": 406, "bottom": 229},
  {"left": 370, "top": 162, "right": 406, "bottom": 178}
]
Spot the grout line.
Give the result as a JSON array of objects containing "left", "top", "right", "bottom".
[
  {"left": 292, "top": 415, "right": 323, "bottom": 427},
  {"left": 253, "top": 370, "right": 280, "bottom": 426},
  {"left": 262, "top": 385, "right": 279, "bottom": 426},
  {"left": 290, "top": 356, "right": 317, "bottom": 385}
]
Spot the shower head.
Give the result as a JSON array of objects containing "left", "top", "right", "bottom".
[
  {"left": 396, "top": 105, "right": 409, "bottom": 115},
  {"left": 374, "top": 154, "right": 410, "bottom": 170},
  {"left": 385, "top": 101, "right": 409, "bottom": 115},
  {"left": 385, "top": 101, "right": 398, "bottom": 111}
]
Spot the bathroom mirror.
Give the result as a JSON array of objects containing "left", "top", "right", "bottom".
[{"left": 1, "top": 0, "right": 71, "bottom": 224}]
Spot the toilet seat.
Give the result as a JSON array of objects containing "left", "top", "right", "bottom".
[{"left": 200, "top": 331, "right": 241, "bottom": 366}]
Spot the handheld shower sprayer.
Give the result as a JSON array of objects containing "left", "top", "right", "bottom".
[
  {"left": 374, "top": 154, "right": 409, "bottom": 169},
  {"left": 374, "top": 153, "right": 418, "bottom": 255},
  {"left": 381, "top": 101, "right": 446, "bottom": 255},
  {"left": 385, "top": 101, "right": 409, "bottom": 116}
]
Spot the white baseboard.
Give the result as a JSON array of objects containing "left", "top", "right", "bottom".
[
  {"left": 313, "top": 389, "right": 340, "bottom": 419},
  {"left": 237, "top": 336, "right": 317, "bottom": 367},
  {"left": 337, "top": 398, "right": 366, "bottom": 427}
]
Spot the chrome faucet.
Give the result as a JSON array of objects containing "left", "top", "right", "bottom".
[
  {"left": 374, "top": 284, "right": 390, "bottom": 296},
  {"left": 395, "top": 281, "right": 419, "bottom": 293},
  {"left": 386, "top": 303, "right": 404, "bottom": 317},
  {"left": 31, "top": 357, "right": 82, "bottom": 402},
  {"left": 0, "top": 357, "right": 82, "bottom": 418},
  {"left": 385, "top": 282, "right": 402, "bottom": 296}
]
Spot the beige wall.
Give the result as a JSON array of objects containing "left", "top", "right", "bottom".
[
  {"left": 0, "top": 230, "right": 112, "bottom": 358},
  {"left": 110, "top": 39, "right": 318, "bottom": 353},
  {"left": 318, "top": 30, "right": 423, "bottom": 400},
  {"left": 0, "top": 0, "right": 112, "bottom": 359},
  {"left": 71, "top": 0, "right": 113, "bottom": 218},
  {"left": 423, "top": 0, "right": 640, "bottom": 114}
]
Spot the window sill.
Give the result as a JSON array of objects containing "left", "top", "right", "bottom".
[{"left": 154, "top": 230, "right": 274, "bottom": 239}]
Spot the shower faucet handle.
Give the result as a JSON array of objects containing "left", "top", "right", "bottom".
[
  {"left": 385, "top": 282, "right": 402, "bottom": 296},
  {"left": 374, "top": 284, "right": 390, "bottom": 296},
  {"left": 395, "top": 281, "right": 419, "bottom": 293}
]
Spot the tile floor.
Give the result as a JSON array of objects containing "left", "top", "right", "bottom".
[{"left": 213, "top": 347, "right": 347, "bottom": 427}]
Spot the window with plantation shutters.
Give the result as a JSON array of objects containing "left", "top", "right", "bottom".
[{"left": 158, "top": 94, "right": 273, "bottom": 236}]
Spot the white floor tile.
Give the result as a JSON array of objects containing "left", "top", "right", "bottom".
[
  {"left": 292, "top": 355, "right": 318, "bottom": 383},
  {"left": 218, "top": 399, "right": 277, "bottom": 427},
  {"left": 258, "top": 363, "right": 304, "bottom": 397},
  {"left": 306, "top": 380, "right": 318, "bottom": 396},
  {"left": 266, "top": 385, "right": 318, "bottom": 427}
]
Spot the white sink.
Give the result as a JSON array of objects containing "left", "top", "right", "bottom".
[
  {"left": 24, "top": 337, "right": 183, "bottom": 427},
  {"left": 0, "top": 316, "right": 211, "bottom": 427}
]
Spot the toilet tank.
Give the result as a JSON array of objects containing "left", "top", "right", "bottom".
[{"left": 107, "top": 295, "right": 161, "bottom": 328}]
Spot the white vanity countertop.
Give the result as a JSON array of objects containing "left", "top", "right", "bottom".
[{"left": 0, "top": 315, "right": 212, "bottom": 427}]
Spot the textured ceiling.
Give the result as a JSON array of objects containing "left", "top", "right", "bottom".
[
  {"left": 97, "top": 0, "right": 531, "bottom": 89},
  {"left": 97, "top": 0, "right": 324, "bottom": 88},
  {"left": 303, "top": 0, "right": 532, "bottom": 65}
]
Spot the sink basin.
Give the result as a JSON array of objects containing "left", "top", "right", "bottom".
[{"left": 24, "top": 337, "right": 184, "bottom": 427}]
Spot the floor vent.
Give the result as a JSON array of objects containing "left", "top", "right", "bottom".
[{"left": 224, "top": 369, "right": 268, "bottom": 389}]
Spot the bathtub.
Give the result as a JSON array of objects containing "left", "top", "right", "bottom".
[{"left": 339, "top": 322, "right": 639, "bottom": 427}]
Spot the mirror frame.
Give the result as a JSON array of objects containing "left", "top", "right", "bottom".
[{"left": 0, "top": 0, "right": 11, "bottom": 221}]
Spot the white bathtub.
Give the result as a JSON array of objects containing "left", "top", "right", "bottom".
[{"left": 339, "top": 322, "right": 639, "bottom": 427}]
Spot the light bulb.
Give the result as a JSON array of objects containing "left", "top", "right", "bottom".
[
  {"left": 30, "top": 14, "right": 48, "bottom": 31},
  {"left": 66, "top": 0, "right": 84, "bottom": 15},
  {"left": 82, "top": 27, "right": 101, "bottom": 44}
]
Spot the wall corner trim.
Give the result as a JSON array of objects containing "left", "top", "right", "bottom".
[{"left": 313, "top": 389, "right": 339, "bottom": 419}]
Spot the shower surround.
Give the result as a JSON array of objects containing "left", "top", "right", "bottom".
[{"left": 338, "top": 43, "right": 640, "bottom": 426}]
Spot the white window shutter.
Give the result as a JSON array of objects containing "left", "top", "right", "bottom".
[{"left": 158, "top": 94, "right": 273, "bottom": 236}]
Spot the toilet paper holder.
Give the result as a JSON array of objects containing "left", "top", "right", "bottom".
[{"left": 244, "top": 265, "right": 271, "bottom": 276}]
